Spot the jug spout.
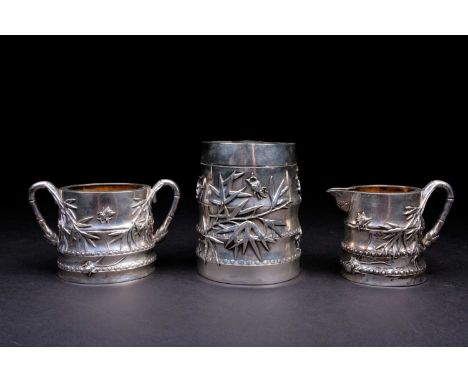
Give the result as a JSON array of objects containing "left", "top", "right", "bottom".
[{"left": 327, "top": 188, "right": 353, "bottom": 212}]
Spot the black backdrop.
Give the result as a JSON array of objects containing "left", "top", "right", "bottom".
[{"left": 1, "top": 38, "right": 466, "bottom": 219}]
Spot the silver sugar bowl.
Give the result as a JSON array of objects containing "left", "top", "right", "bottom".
[{"left": 29, "top": 181, "right": 180, "bottom": 284}]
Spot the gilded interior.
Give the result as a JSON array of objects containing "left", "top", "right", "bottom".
[
  {"left": 354, "top": 186, "right": 416, "bottom": 193},
  {"left": 69, "top": 184, "right": 143, "bottom": 192}
]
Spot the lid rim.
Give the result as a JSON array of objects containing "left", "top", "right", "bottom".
[{"left": 201, "top": 141, "right": 297, "bottom": 167}]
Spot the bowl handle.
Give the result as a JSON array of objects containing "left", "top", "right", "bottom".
[
  {"left": 29, "top": 181, "right": 62, "bottom": 246},
  {"left": 148, "top": 180, "right": 181, "bottom": 244}
]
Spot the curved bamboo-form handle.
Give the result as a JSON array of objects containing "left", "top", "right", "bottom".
[
  {"left": 29, "top": 181, "right": 62, "bottom": 246},
  {"left": 148, "top": 179, "right": 181, "bottom": 244},
  {"left": 420, "top": 180, "right": 455, "bottom": 248}
]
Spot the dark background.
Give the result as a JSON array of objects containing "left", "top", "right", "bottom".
[{"left": 0, "top": 38, "right": 467, "bottom": 346}]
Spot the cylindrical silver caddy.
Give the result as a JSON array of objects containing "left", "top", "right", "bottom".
[{"left": 196, "top": 141, "right": 302, "bottom": 285}]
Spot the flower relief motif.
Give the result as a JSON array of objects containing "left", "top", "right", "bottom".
[
  {"left": 97, "top": 206, "right": 116, "bottom": 224},
  {"left": 354, "top": 211, "right": 372, "bottom": 231}
]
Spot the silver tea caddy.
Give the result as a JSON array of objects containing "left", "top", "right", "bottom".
[
  {"left": 29, "top": 181, "right": 180, "bottom": 284},
  {"left": 196, "top": 141, "right": 302, "bottom": 285},
  {"left": 328, "top": 181, "right": 454, "bottom": 287}
]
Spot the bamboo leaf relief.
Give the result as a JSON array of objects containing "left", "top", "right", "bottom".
[
  {"left": 79, "top": 217, "right": 94, "bottom": 225},
  {"left": 107, "top": 197, "right": 154, "bottom": 250},
  {"left": 199, "top": 171, "right": 291, "bottom": 263},
  {"left": 260, "top": 218, "right": 286, "bottom": 239},
  {"left": 374, "top": 206, "right": 425, "bottom": 257},
  {"left": 58, "top": 199, "right": 100, "bottom": 251}
]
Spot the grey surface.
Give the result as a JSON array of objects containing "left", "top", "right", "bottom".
[{"left": 1, "top": 203, "right": 467, "bottom": 347}]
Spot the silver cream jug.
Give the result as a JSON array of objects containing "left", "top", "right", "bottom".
[{"left": 328, "top": 181, "right": 454, "bottom": 287}]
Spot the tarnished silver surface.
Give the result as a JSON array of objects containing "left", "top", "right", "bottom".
[
  {"left": 29, "top": 181, "right": 180, "bottom": 284},
  {"left": 328, "top": 181, "right": 454, "bottom": 287},
  {"left": 197, "top": 141, "right": 302, "bottom": 285}
]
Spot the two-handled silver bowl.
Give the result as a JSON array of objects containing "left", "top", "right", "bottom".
[{"left": 29, "top": 181, "right": 180, "bottom": 284}]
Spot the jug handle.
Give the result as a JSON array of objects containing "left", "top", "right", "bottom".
[
  {"left": 147, "top": 179, "right": 181, "bottom": 244},
  {"left": 420, "top": 180, "right": 455, "bottom": 248},
  {"left": 29, "top": 181, "right": 62, "bottom": 246}
]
